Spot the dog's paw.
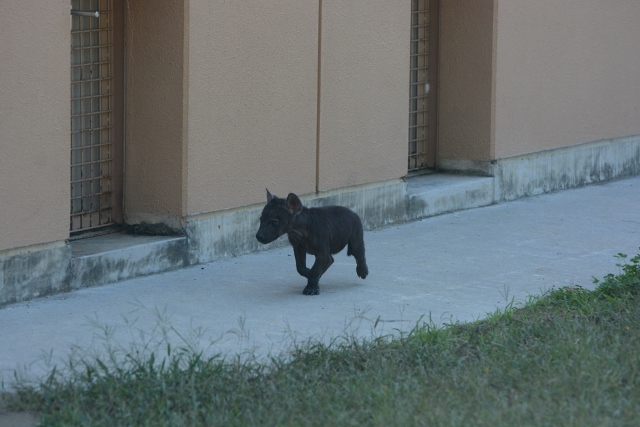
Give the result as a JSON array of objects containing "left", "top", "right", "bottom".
[
  {"left": 356, "top": 264, "right": 368, "bottom": 279},
  {"left": 302, "top": 284, "right": 320, "bottom": 295}
]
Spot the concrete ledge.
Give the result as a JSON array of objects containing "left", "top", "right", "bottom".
[
  {"left": 406, "top": 174, "right": 495, "bottom": 221},
  {"left": 69, "top": 234, "right": 188, "bottom": 290},
  {"left": 0, "top": 242, "right": 71, "bottom": 306}
]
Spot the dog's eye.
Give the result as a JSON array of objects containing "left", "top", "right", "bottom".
[{"left": 270, "top": 220, "right": 280, "bottom": 227}]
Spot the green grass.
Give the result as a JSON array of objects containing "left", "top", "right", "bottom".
[{"left": 5, "top": 252, "right": 640, "bottom": 426}]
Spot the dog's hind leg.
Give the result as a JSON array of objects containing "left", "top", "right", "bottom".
[{"left": 348, "top": 238, "right": 368, "bottom": 279}]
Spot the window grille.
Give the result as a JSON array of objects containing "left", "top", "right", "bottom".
[
  {"left": 409, "top": 0, "right": 432, "bottom": 171},
  {"left": 70, "top": 0, "right": 114, "bottom": 232}
]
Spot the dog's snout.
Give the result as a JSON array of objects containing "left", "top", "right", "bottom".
[{"left": 256, "top": 230, "right": 270, "bottom": 244}]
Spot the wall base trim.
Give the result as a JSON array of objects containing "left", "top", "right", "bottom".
[{"left": 493, "top": 135, "right": 640, "bottom": 201}]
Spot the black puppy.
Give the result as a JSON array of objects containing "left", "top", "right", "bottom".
[{"left": 256, "top": 189, "right": 368, "bottom": 295}]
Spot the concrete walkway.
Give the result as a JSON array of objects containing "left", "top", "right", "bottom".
[{"left": 1, "top": 177, "right": 639, "bottom": 389}]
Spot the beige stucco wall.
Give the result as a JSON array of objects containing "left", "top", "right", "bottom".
[
  {"left": 124, "top": 0, "right": 188, "bottom": 224},
  {"left": 318, "top": 0, "right": 409, "bottom": 191},
  {"left": 0, "top": 1, "right": 70, "bottom": 251},
  {"left": 493, "top": 0, "right": 640, "bottom": 159},
  {"left": 185, "top": 0, "right": 318, "bottom": 213},
  {"left": 109, "top": 0, "right": 412, "bottom": 219},
  {"left": 438, "top": 0, "right": 497, "bottom": 163}
]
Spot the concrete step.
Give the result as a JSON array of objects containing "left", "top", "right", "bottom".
[
  {"left": 69, "top": 234, "right": 188, "bottom": 290},
  {"left": 406, "top": 173, "right": 495, "bottom": 220}
]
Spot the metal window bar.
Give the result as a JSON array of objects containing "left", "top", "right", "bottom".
[
  {"left": 408, "top": 0, "right": 430, "bottom": 171},
  {"left": 70, "top": 0, "right": 114, "bottom": 232}
]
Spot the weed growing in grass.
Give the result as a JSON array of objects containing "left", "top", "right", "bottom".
[
  {"left": 594, "top": 252, "right": 640, "bottom": 299},
  {"left": 5, "top": 250, "right": 640, "bottom": 426}
]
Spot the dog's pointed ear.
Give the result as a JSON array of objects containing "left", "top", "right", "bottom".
[
  {"left": 285, "top": 193, "right": 303, "bottom": 215},
  {"left": 266, "top": 188, "right": 276, "bottom": 203}
]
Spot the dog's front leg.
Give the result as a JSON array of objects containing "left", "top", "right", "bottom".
[
  {"left": 292, "top": 243, "right": 310, "bottom": 278},
  {"left": 303, "top": 254, "right": 333, "bottom": 295}
]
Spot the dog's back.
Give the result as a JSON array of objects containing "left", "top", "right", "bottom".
[{"left": 296, "top": 205, "right": 364, "bottom": 256}]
